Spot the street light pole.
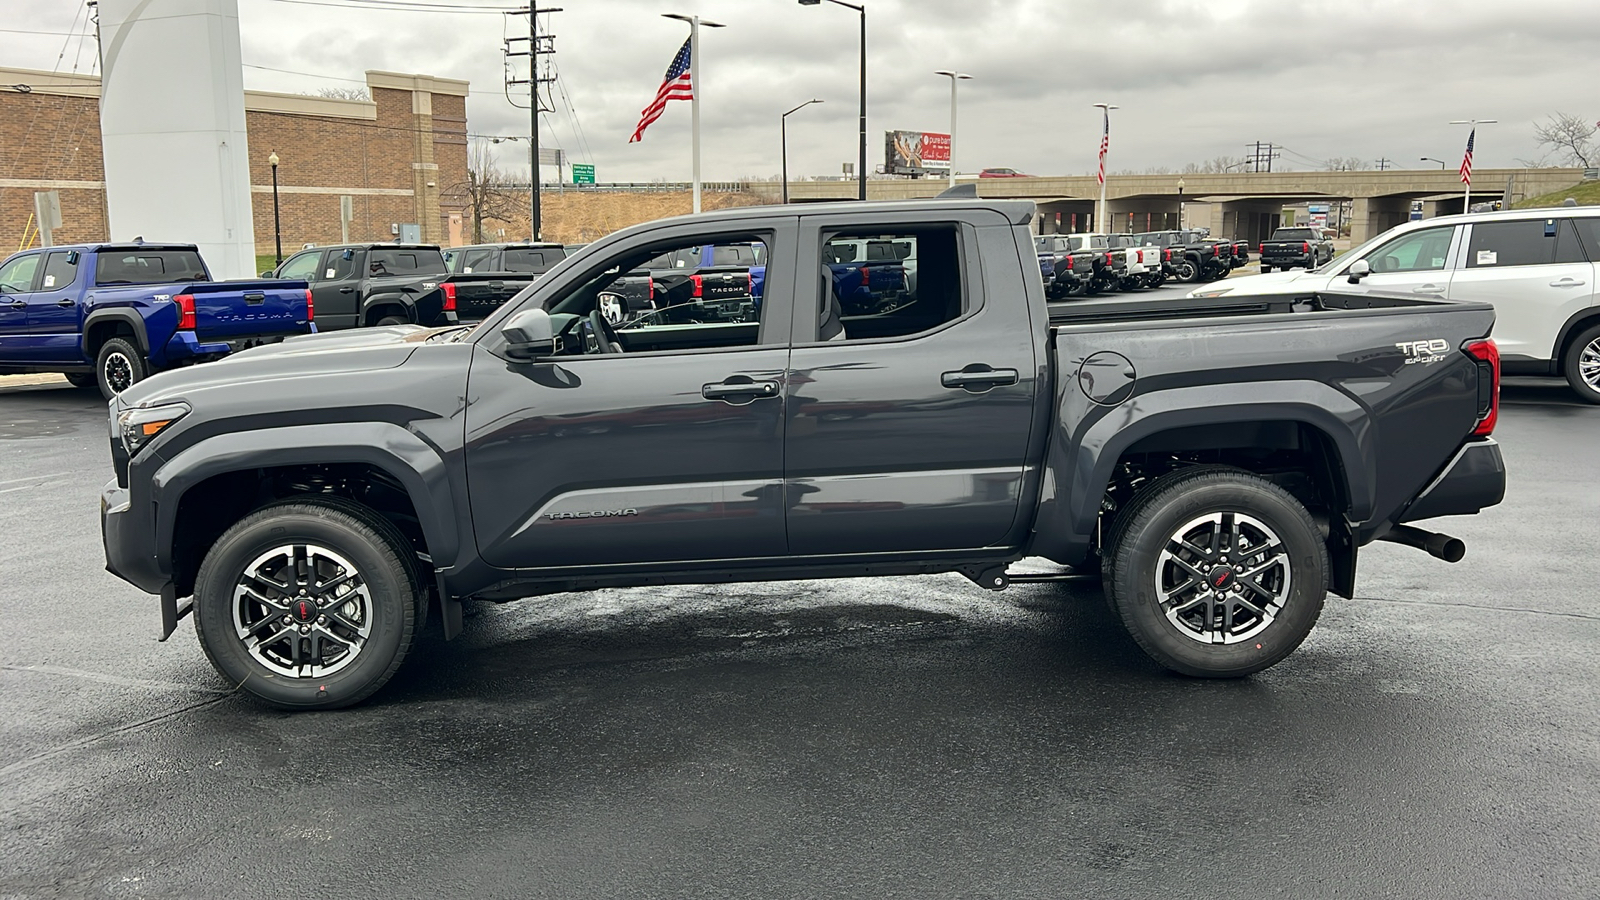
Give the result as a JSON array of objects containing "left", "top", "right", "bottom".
[
  {"left": 782, "top": 98, "right": 824, "bottom": 204},
  {"left": 1420, "top": 157, "right": 1448, "bottom": 169},
  {"left": 268, "top": 150, "right": 282, "bottom": 265},
  {"left": 1093, "top": 102, "right": 1117, "bottom": 232},
  {"left": 665, "top": 13, "right": 726, "bottom": 214},
  {"left": 799, "top": 0, "right": 866, "bottom": 201},
  {"left": 1177, "top": 177, "right": 1184, "bottom": 230},
  {"left": 934, "top": 70, "right": 971, "bottom": 189},
  {"left": 1449, "top": 118, "right": 1496, "bottom": 214}
]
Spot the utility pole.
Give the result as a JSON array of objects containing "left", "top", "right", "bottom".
[
  {"left": 506, "top": 6, "right": 560, "bottom": 240},
  {"left": 1375, "top": 157, "right": 1392, "bottom": 171}
]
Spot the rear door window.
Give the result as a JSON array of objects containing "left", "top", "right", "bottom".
[
  {"left": 819, "top": 227, "right": 964, "bottom": 342},
  {"left": 1367, "top": 226, "right": 1454, "bottom": 273},
  {"left": 1465, "top": 221, "right": 1554, "bottom": 268},
  {"left": 502, "top": 248, "right": 565, "bottom": 272},
  {"left": 40, "top": 251, "right": 78, "bottom": 290},
  {"left": 459, "top": 249, "right": 495, "bottom": 273},
  {"left": 368, "top": 249, "right": 446, "bottom": 276}
]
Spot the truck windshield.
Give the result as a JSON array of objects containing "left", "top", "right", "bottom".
[
  {"left": 369, "top": 249, "right": 446, "bottom": 276},
  {"left": 94, "top": 250, "right": 208, "bottom": 286}
]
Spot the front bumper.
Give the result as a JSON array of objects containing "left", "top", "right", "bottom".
[
  {"left": 101, "top": 479, "right": 166, "bottom": 594},
  {"left": 1399, "top": 439, "right": 1506, "bottom": 522}
]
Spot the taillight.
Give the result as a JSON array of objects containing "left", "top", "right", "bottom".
[
  {"left": 1259, "top": 243, "right": 1266, "bottom": 253},
  {"left": 747, "top": 271, "right": 753, "bottom": 294},
  {"left": 440, "top": 282, "right": 457, "bottom": 312},
  {"left": 1464, "top": 339, "right": 1499, "bottom": 436},
  {"left": 174, "top": 294, "right": 195, "bottom": 330},
  {"left": 1164, "top": 248, "right": 1173, "bottom": 262},
  {"left": 1104, "top": 252, "right": 1114, "bottom": 266},
  {"left": 860, "top": 266, "right": 870, "bottom": 286},
  {"left": 305, "top": 288, "right": 314, "bottom": 322},
  {"left": 1302, "top": 242, "right": 1310, "bottom": 254},
  {"left": 689, "top": 274, "right": 703, "bottom": 298}
]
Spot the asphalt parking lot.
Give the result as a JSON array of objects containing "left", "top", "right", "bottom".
[{"left": 1, "top": 367, "right": 1597, "bottom": 899}]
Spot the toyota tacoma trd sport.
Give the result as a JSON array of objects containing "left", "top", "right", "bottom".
[{"left": 101, "top": 198, "right": 1507, "bottom": 709}]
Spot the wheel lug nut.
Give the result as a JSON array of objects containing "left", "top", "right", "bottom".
[
  {"left": 299, "top": 625, "right": 310, "bottom": 634},
  {"left": 317, "top": 615, "right": 327, "bottom": 625},
  {"left": 283, "top": 615, "right": 293, "bottom": 625}
]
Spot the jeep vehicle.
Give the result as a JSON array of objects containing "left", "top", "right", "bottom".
[{"left": 102, "top": 198, "right": 1506, "bottom": 708}]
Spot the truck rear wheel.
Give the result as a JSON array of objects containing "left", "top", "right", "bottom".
[
  {"left": 192, "top": 498, "right": 420, "bottom": 709},
  {"left": 1103, "top": 467, "right": 1327, "bottom": 678},
  {"left": 1175, "top": 260, "right": 1198, "bottom": 282},
  {"left": 96, "top": 337, "right": 149, "bottom": 399},
  {"left": 1563, "top": 323, "right": 1600, "bottom": 405}
]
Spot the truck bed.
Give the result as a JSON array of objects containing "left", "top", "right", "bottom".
[{"left": 1046, "top": 290, "right": 1459, "bottom": 327}]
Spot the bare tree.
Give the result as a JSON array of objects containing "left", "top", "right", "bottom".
[
  {"left": 1533, "top": 112, "right": 1597, "bottom": 168},
  {"left": 455, "top": 142, "right": 521, "bottom": 244},
  {"left": 1324, "top": 156, "right": 1366, "bottom": 172},
  {"left": 316, "top": 87, "right": 371, "bottom": 102}
]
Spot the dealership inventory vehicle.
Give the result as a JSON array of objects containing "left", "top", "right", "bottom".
[
  {"left": 1034, "top": 234, "right": 1094, "bottom": 298},
  {"left": 101, "top": 198, "right": 1506, "bottom": 708},
  {"left": 268, "top": 243, "right": 477, "bottom": 329},
  {"left": 1190, "top": 207, "right": 1600, "bottom": 402},
  {"left": 1108, "top": 234, "right": 1166, "bottom": 288},
  {"left": 0, "top": 242, "right": 311, "bottom": 397},
  {"left": 443, "top": 242, "right": 568, "bottom": 276},
  {"left": 1134, "top": 229, "right": 1236, "bottom": 282},
  {"left": 1259, "top": 227, "right": 1335, "bottom": 272}
]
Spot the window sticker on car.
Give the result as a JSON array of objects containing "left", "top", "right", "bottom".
[
  {"left": 325, "top": 268, "right": 336, "bottom": 278},
  {"left": 1432, "top": 258, "right": 1446, "bottom": 267},
  {"left": 43, "top": 275, "right": 56, "bottom": 287},
  {"left": 1477, "top": 250, "right": 1497, "bottom": 265}
]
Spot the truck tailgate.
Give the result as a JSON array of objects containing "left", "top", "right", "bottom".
[
  {"left": 446, "top": 273, "right": 535, "bottom": 322},
  {"left": 184, "top": 280, "right": 311, "bottom": 339}
]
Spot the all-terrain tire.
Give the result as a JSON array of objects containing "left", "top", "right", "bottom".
[
  {"left": 96, "top": 337, "right": 148, "bottom": 399},
  {"left": 193, "top": 498, "right": 420, "bottom": 709},
  {"left": 1103, "top": 467, "right": 1328, "bottom": 678}
]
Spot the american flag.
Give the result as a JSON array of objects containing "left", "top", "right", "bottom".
[
  {"left": 1459, "top": 128, "right": 1475, "bottom": 185},
  {"left": 1096, "top": 107, "right": 1110, "bottom": 185},
  {"left": 630, "top": 38, "right": 693, "bottom": 144}
]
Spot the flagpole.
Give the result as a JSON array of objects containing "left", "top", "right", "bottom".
[
  {"left": 1450, "top": 118, "right": 1496, "bottom": 214},
  {"left": 665, "top": 13, "right": 724, "bottom": 214},
  {"left": 1093, "top": 102, "right": 1117, "bottom": 232}
]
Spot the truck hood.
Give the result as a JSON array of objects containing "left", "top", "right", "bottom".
[
  {"left": 1186, "top": 269, "right": 1328, "bottom": 298},
  {"left": 118, "top": 326, "right": 429, "bottom": 408}
]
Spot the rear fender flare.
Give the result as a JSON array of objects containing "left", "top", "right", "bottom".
[
  {"left": 150, "top": 421, "right": 460, "bottom": 573},
  {"left": 1031, "top": 381, "right": 1372, "bottom": 564},
  {"left": 82, "top": 309, "right": 151, "bottom": 359},
  {"left": 360, "top": 291, "right": 417, "bottom": 324}
]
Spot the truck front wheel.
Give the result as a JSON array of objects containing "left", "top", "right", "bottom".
[
  {"left": 96, "top": 337, "right": 148, "bottom": 399},
  {"left": 1103, "top": 468, "right": 1328, "bottom": 678},
  {"left": 1563, "top": 323, "right": 1600, "bottom": 405},
  {"left": 192, "top": 499, "right": 420, "bottom": 709}
]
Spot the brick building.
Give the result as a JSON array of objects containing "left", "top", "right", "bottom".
[{"left": 0, "top": 66, "right": 470, "bottom": 256}]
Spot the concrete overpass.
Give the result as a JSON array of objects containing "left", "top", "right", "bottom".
[{"left": 778, "top": 168, "right": 1585, "bottom": 244}]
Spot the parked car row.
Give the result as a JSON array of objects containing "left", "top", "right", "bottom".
[
  {"left": 0, "top": 239, "right": 576, "bottom": 397},
  {"left": 1035, "top": 229, "right": 1249, "bottom": 299}
]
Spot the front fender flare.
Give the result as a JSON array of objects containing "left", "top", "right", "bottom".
[{"left": 150, "top": 421, "right": 460, "bottom": 573}]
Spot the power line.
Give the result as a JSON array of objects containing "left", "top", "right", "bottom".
[{"left": 259, "top": 0, "right": 519, "bottom": 13}]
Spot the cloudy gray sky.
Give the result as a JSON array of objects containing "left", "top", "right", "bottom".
[{"left": 6, "top": 0, "right": 1600, "bottom": 182}]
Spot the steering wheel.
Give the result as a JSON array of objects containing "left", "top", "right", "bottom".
[{"left": 585, "top": 309, "right": 623, "bottom": 355}]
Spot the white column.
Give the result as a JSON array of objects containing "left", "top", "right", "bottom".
[{"left": 98, "top": 0, "right": 257, "bottom": 278}]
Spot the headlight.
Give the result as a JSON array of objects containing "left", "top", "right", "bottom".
[
  {"left": 1191, "top": 287, "right": 1233, "bottom": 298},
  {"left": 118, "top": 402, "right": 190, "bottom": 457}
]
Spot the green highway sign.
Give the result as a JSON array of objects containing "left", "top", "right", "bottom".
[{"left": 572, "top": 164, "right": 595, "bottom": 184}]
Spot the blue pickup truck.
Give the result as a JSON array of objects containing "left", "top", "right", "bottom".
[{"left": 0, "top": 242, "right": 312, "bottom": 397}]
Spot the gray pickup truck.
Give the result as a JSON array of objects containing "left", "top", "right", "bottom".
[{"left": 101, "top": 199, "right": 1506, "bottom": 709}]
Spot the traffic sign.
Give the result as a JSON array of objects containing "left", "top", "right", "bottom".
[{"left": 572, "top": 164, "right": 595, "bottom": 184}]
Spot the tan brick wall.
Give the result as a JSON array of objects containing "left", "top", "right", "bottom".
[{"left": 0, "top": 75, "right": 469, "bottom": 257}]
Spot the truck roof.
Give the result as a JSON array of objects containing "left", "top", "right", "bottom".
[
  {"left": 452, "top": 242, "right": 564, "bottom": 251},
  {"left": 317, "top": 243, "right": 443, "bottom": 252},
  {"left": 20, "top": 242, "right": 202, "bottom": 254},
  {"left": 641, "top": 198, "right": 1036, "bottom": 229}
]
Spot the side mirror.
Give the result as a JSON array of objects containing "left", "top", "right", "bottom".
[
  {"left": 260, "top": 270, "right": 275, "bottom": 279},
  {"left": 502, "top": 308, "right": 555, "bottom": 360},
  {"left": 341, "top": 249, "right": 355, "bottom": 261},
  {"left": 1347, "top": 259, "right": 1371, "bottom": 284}
]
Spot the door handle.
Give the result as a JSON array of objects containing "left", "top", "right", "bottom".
[
  {"left": 1550, "top": 279, "right": 1587, "bottom": 287},
  {"left": 701, "top": 378, "right": 781, "bottom": 403},
  {"left": 942, "top": 366, "right": 1020, "bottom": 391},
  {"left": 1414, "top": 284, "right": 1445, "bottom": 294},
  {"left": 56, "top": 298, "right": 75, "bottom": 308},
  {"left": 7, "top": 300, "right": 24, "bottom": 310},
  {"left": 338, "top": 286, "right": 355, "bottom": 294}
]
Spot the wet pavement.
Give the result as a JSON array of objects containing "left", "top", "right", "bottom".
[{"left": 1, "top": 375, "right": 1597, "bottom": 899}]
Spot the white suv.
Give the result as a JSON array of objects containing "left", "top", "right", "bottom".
[{"left": 1189, "top": 207, "right": 1600, "bottom": 402}]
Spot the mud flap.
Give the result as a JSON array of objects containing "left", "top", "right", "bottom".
[{"left": 158, "top": 582, "right": 193, "bottom": 641}]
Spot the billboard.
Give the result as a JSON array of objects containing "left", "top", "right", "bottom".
[{"left": 885, "top": 130, "right": 951, "bottom": 175}]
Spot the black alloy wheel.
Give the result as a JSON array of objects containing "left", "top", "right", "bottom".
[
  {"left": 1103, "top": 467, "right": 1328, "bottom": 678},
  {"left": 95, "top": 337, "right": 148, "bottom": 399},
  {"left": 1175, "top": 260, "right": 1198, "bottom": 282}
]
